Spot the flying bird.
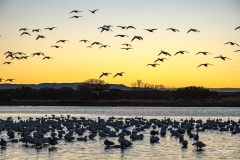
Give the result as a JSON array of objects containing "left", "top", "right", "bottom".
[
  {"left": 44, "top": 27, "right": 57, "bottom": 31},
  {"left": 99, "top": 72, "right": 111, "bottom": 78},
  {"left": 196, "top": 52, "right": 212, "bottom": 55},
  {"left": 113, "top": 72, "right": 125, "bottom": 78},
  {"left": 70, "top": 16, "right": 82, "bottom": 19},
  {"left": 197, "top": 63, "right": 214, "bottom": 68},
  {"left": 144, "top": 28, "right": 158, "bottom": 32},
  {"left": 147, "top": 64, "right": 159, "bottom": 67},
  {"left": 91, "top": 42, "right": 102, "bottom": 46},
  {"left": 36, "top": 35, "right": 46, "bottom": 40},
  {"left": 98, "top": 27, "right": 112, "bottom": 33},
  {"left": 20, "top": 32, "right": 31, "bottom": 36},
  {"left": 32, "top": 52, "right": 45, "bottom": 56},
  {"left": 69, "top": 10, "right": 82, "bottom": 14},
  {"left": 131, "top": 36, "right": 143, "bottom": 42},
  {"left": 99, "top": 45, "right": 110, "bottom": 49},
  {"left": 187, "top": 28, "right": 200, "bottom": 33},
  {"left": 56, "top": 40, "right": 69, "bottom": 43},
  {"left": 234, "top": 50, "right": 240, "bottom": 52},
  {"left": 158, "top": 50, "right": 171, "bottom": 56},
  {"left": 20, "top": 56, "right": 29, "bottom": 60},
  {"left": 235, "top": 26, "right": 240, "bottom": 30},
  {"left": 32, "top": 29, "right": 41, "bottom": 32},
  {"left": 214, "top": 55, "right": 231, "bottom": 60},
  {"left": 5, "top": 79, "right": 15, "bottom": 82},
  {"left": 126, "top": 26, "right": 136, "bottom": 30},
  {"left": 175, "top": 51, "right": 188, "bottom": 56},
  {"left": 19, "top": 28, "right": 28, "bottom": 31},
  {"left": 224, "top": 42, "right": 239, "bottom": 46},
  {"left": 88, "top": 9, "right": 99, "bottom": 14},
  {"left": 122, "top": 43, "right": 132, "bottom": 47},
  {"left": 51, "top": 45, "right": 62, "bottom": 48},
  {"left": 121, "top": 47, "right": 133, "bottom": 50},
  {"left": 116, "top": 26, "right": 127, "bottom": 29},
  {"left": 166, "top": 28, "right": 179, "bottom": 32},
  {"left": 115, "top": 34, "right": 129, "bottom": 38},
  {"left": 3, "top": 61, "right": 13, "bottom": 64},
  {"left": 0, "top": 78, "right": 4, "bottom": 82},
  {"left": 42, "top": 56, "right": 53, "bottom": 60},
  {"left": 154, "top": 58, "right": 168, "bottom": 63},
  {"left": 79, "top": 39, "right": 90, "bottom": 43}
]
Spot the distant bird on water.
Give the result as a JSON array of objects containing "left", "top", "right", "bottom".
[
  {"left": 187, "top": 28, "right": 200, "bottom": 33},
  {"left": 214, "top": 55, "right": 231, "bottom": 60},
  {"left": 224, "top": 42, "right": 239, "bottom": 46},
  {"left": 166, "top": 28, "right": 179, "bottom": 32},
  {"left": 175, "top": 51, "right": 188, "bottom": 56},
  {"left": 131, "top": 36, "right": 143, "bottom": 42},
  {"left": 88, "top": 9, "right": 99, "bottom": 14},
  {"left": 99, "top": 72, "right": 111, "bottom": 78},
  {"left": 192, "top": 141, "right": 206, "bottom": 151},
  {"left": 144, "top": 28, "right": 158, "bottom": 32},
  {"left": 113, "top": 72, "right": 125, "bottom": 78},
  {"left": 197, "top": 63, "right": 214, "bottom": 68}
]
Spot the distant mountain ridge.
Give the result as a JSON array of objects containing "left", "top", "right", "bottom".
[{"left": 0, "top": 83, "right": 239, "bottom": 92}]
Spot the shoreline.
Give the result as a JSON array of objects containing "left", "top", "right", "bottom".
[{"left": 1, "top": 98, "right": 240, "bottom": 107}]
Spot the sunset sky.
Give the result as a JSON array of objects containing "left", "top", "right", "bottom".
[{"left": 0, "top": 0, "right": 240, "bottom": 88}]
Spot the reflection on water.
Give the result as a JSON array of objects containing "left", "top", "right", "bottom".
[{"left": 0, "top": 106, "right": 239, "bottom": 160}]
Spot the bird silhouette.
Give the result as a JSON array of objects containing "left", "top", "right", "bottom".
[
  {"left": 126, "top": 26, "right": 136, "bottom": 30},
  {"left": 187, "top": 28, "right": 200, "bottom": 33},
  {"left": 158, "top": 50, "right": 171, "bottom": 56},
  {"left": 20, "top": 56, "right": 29, "bottom": 60},
  {"left": 99, "top": 45, "right": 110, "bottom": 49},
  {"left": 154, "top": 58, "right": 168, "bottom": 63},
  {"left": 235, "top": 26, "right": 240, "bottom": 30},
  {"left": 214, "top": 55, "right": 231, "bottom": 60},
  {"left": 91, "top": 42, "right": 102, "bottom": 46},
  {"left": 42, "top": 56, "right": 53, "bottom": 60},
  {"left": 196, "top": 52, "right": 212, "bottom": 55},
  {"left": 99, "top": 72, "right": 111, "bottom": 78},
  {"left": 56, "top": 40, "right": 69, "bottom": 43},
  {"left": 19, "top": 28, "right": 28, "bottom": 31},
  {"left": 147, "top": 64, "right": 159, "bottom": 67},
  {"left": 88, "top": 9, "right": 99, "bottom": 14},
  {"left": 69, "top": 10, "right": 82, "bottom": 14},
  {"left": 0, "top": 78, "right": 4, "bottom": 82},
  {"left": 144, "top": 28, "right": 158, "bottom": 32},
  {"left": 32, "top": 52, "right": 45, "bottom": 56},
  {"left": 70, "top": 16, "right": 82, "bottom": 19},
  {"left": 122, "top": 43, "right": 132, "bottom": 47},
  {"left": 115, "top": 34, "right": 129, "bottom": 38},
  {"left": 44, "top": 27, "right": 57, "bottom": 31},
  {"left": 166, "top": 28, "right": 179, "bottom": 32},
  {"left": 3, "top": 62, "right": 13, "bottom": 65},
  {"left": 116, "top": 26, "right": 127, "bottom": 29},
  {"left": 234, "top": 50, "right": 240, "bottom": 52},
  {"left": 36, "top": 35, "right": 46, "bottom": 40},
  {"left": 224, "top": 42, "right": 239, "bottom": 46},
  {"left": 4, "top": 51, "right": 14, "bottom": 55},
  {"left": 131, "top": 36, "right": 143, "bottom": 42},
  {"left": 113, "top": 72, "right": 125, "bottom": 78},
  {"left": 98, "top": 27, "right": 112, "bottom": 33},
  {"left": 5, "top": 79, "right": 15, "bottom": 82},
  {"left": 197, "top": 63, "right": 214, "bottom": 68},
  {"left": 32, "top": 29, "right": 41, "bottom": 32},
  {"left": 79, "top": 39, "right": 90, "bottom": 43},
  {"left": 14, "top": 52, "right": 26, "bottom": 55},
  {"left": 103, "top": 25, "right": 113, "bottom": 29},
  {"left": 21, "top": 32, "right": 31, "bottom": 36},
  {"left": 121, "top": 47, "right": 132, "bottom": 50},
  {"left": 51, "top": 45, "right": 62, "bottom": 48},
  {"left": 175, "top": 51, "right": 188, "bottom": 56},
  {"left": 86, "top": 46, "right": 92, "bottom": 48}
]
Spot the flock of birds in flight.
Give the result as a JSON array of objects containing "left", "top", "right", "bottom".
[{"left": 0, "top": 9, "right": 240, "bottom": 83}]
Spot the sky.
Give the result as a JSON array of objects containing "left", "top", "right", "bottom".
[{"left": 0, "top": 0, "right": 240, "bottom": 88}]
